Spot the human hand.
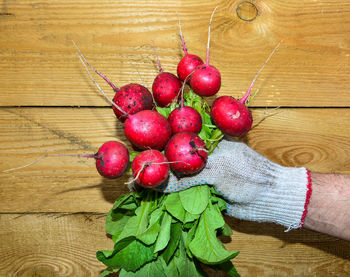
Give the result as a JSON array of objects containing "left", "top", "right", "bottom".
[{"left": 156, "top": 138, "right": 312, "bottom": 231}]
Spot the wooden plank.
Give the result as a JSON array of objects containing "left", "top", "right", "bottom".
[
  {"left": 0, "top": 214, "right": 349, "bottom": 277},
  {"left": 0, "top": 213, "right": 109, "bottom": 277},
  {"left": 0, "top": 107, "right": 349, "bottom": 213},
  {"left": 0, "top": 0, "right": 350, "bottom": 107}
]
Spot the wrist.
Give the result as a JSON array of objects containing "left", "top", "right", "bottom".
[{"left": 303, "top": 173, "right": 350, "bottom": 240}]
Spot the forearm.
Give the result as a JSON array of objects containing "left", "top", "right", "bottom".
[{"left": 304, "top": 172, "right": 350, "bottom": 241}]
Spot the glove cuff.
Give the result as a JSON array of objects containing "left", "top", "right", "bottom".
[{"left": 227, "top": 167, "right": 313, "bottom": 231}]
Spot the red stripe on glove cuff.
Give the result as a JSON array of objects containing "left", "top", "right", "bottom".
[{"left": 299, "top": 169, "right": 313, "bottom": 228}]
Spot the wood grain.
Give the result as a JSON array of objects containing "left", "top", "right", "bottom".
[
  {"left": 0, "top": 0, "right": 350, "bottom": 107},
  {"left": 0, "top": 107, "right": 349, "bottom": 213},
  {"left": 0, "top": 214, "right": 109, "bottom": 277},
  {"left": 1, "top": 1, "right": 350, "bottom": 276},
  {"left": 0, "top": 214, "right": 349, "bottom": 277}
]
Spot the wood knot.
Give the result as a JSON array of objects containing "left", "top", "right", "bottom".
[{"left": 236, "top": 1, "right": 258, "bottom": 21}]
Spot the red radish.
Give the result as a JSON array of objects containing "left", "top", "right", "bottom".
[
  {"left": 73, "top": 42, "right": 153, "bottom": 122},
  {"left": 177, "top": 55, "right": 204, "bottom": 83},
  {"left": 124, "top": 110, "right": 172, "bottom": 150},
  {"left": 95, "top": 141, "right": 130, "bottom": 179},
  {"left": 167, "top": 77, "right": 202, "bottom": 134},
  {"left": 3, "top": 141, "right": 129, "bottom": 180},
  {"left": 211, "top": 96, "right": 253, "bottom": 137},
  {"left": 74, "top": 43, "right": 172, "bottom": 150},
  {"left": 211, "top": 42, "right": 282, "bottom": 137},
  {"left": 165, "top": 132, "right": 207, "bottom": 175},
  {"left": 168, "top": 106, "right": 202, "bottom": 134},
  {"left": 131, "top": 150, "right": 170, "bottom": 187},
  {"left": 112, "top": 83, "right": 154, "bottom": 122},
  {"left": 176, "top": 15, "right": 204, "bottom": 82},
  {"left": 152, "top": 72, "right": 182, "bottom": 107},
  {"left": 152, "top": 47, "right": 182, "bottom": 107},
  {"left": 189, "top": 7, "right": 221, "bottom": 97}
]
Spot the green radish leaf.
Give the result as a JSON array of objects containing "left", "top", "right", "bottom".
[
  {"left": 160, "top": 256, "right": 179, "bottom": 277},
  {"left": 115, "top": 197, "right": 153, "bottom": 244},
  {"left": 179, "top": 186, "right": 209, "bottom": 215},
  {"left": 207, "top": 261, "right": 240, "bottom": 277},
  {"left": 184, "top": 211, "right": 200, "bottom": 224},
  {"left": 207, "top": 202, "right": 225, "bottom": 231},
  {"left": 169, "top": 101, "right": 178, "bottom": 112},
  {"left": 185, "top": 222, "right": 198, "bottom": 259},
  {"left": 210, "top": 128, "right": 224, "bottom": 141},
  {"left": 221, "top": 223, "right": 233, "bottom": 237},
  {"left": 189, "top": 203, "right": 239, "bottom": 264},
  {"left": 149, "top": 207, "right": 163, "bottom": 226},
  {"left": 216, "top": 197, "right": 227, "bottom": 212},
  {"left": 119, "top": 269, "right": 134, "bottom": 277},
  {"left": 98, "top": 249, "right": 114, "bottom": 259},
  {"left": 165, "top": 193, "right": 186, "bottom": 222},
  {"left": 205, "top": 141, "right": 212, "bottom": 152},
  {"left": 174, "top": 256, "right": 201, "bottom": 277},
  {"left": 210, "top": 187, "right": 222, "bottom": 196},
  {"left": 198, "top": 128, "right": 209, "bottom": 141},
  {"left": 154, "top": 212, "right": 172, "bottom": 253},
  {"left": 202, "top": 125, "right": 212, "bottom": 137},
  {"left": 218, "top": 261, "right": 241, "bottom": 277},
  {"left": 106, "top": 209, "right": 135, "bottom": 235},
  {"left": 137, "top": 220, "right": 160, "bottom": 245},
  {"left": 99, "top": 266, "right": 120, "bottom": 277},
  {"left": 112, "top": 230, "right": 124, "bottom": 243},
  {"left": 129, "top": 151, "right": 140, "bottom": 163},
  {"left": 202, "top": 113, "right": 212, "bottom": 125},
  {"left": 193, "top": 101, "right": 202, "bottom": 114},
  {"left": 106, "top": 209, "right": 133, "bottom": 237},
  {"left": 113, "top": 236, "right": 136, "bottom": 253},
  {"left": 120, "top": 202, "right": 138, "bottom": 211},
  {"left": 119, "top": 259, "right": 166, "bottom": 277},
  {"left": 111, "top": 193, "right": 136, "bottom": 212},
  {"left": 115, "top": 216, "right": 141, "bottom": 244},
  {"left": 162, "top": 222, "right": 182, "bottom": 264},
  {"left": 174, "top": 236, "right": 198, "bottom": 277},
  {"left": 156, "top": 106, "right": 172, "bottom": 119},
  {"left": 193, "top": 260, "right": 209, "bottom": 277},
  {"left": 183, "top": 221, "right": 195, "bottom": 230},
  {"left": 210, "top": 196, "right": 219, "bottom": 204},
  {"left": 134, "top": 198, "right": 152, "bottom": 231},
  {"left": 97, "top": 240, "right": 154, "bottom": 271}
]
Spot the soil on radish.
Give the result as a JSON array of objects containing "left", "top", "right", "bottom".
[
  {"left": 113, "top": 83, "right": 154, "bottom": 122},
  {"left": 165, "top": 132, "right": 207, "bottom": 175},
  {"left": 95, "top": 141, "right": 130, "bottom": 179}
]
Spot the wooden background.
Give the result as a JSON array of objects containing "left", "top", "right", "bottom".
[{"left": 1, "top": 0, "right": 350, "bottom": 276}]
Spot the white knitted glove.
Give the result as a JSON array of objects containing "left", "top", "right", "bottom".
[{"left": 156, "top": 139, "right": 312, "bottom": 231}]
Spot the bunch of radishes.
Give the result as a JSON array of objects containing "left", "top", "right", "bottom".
[{"left": 73, "top": 9, "right": 280, "bottom": 189}]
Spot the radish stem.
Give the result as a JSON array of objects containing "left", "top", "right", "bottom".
[{"left": 179, "top": 69, "right": 196, "bottom": 107}]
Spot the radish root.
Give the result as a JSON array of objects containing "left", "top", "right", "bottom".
[
  {"left": 3, "top": 153, "right": 96, "bottom": 173},
  {"left": 73, "top": 41, "right": 127, "bottom": 116},
  {"left": 73, "top": 41, "right": 118, "bottom": 92},
  {"left": 240, "top": 40, "right": 283, "bottom": 104},
  {"left": 152, "top": 45, "right": 163, "bottom": 73},
  {"left": 177, "top": 12, "right": 188, "bottom": 55},
  {"left": 206, "top": 6, "right": 218, "bottom": 66}
]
